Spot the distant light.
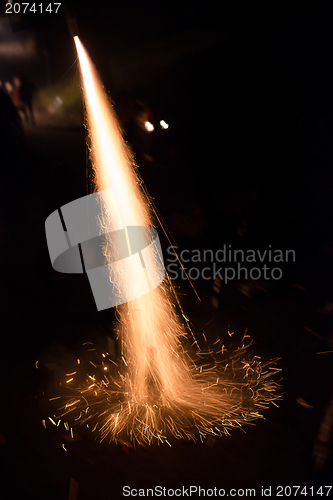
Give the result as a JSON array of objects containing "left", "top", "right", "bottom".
[
  {"left": 5, "top": 81, "right": 12, "bottom": 92},
  {"left": 0, "top": 37, "right": 37, "bottom": 59},
  {"left": 47, "top": 95, "right": 63, "bottom": 114},
  {"left": 160, "top": 120, "right": 169, "bottom": 130},
  {"left": 144, "top": 121, "right": 154, "bottom": 132}
]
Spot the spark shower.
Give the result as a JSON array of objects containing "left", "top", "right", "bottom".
[{"left": 45, "top": 36, "right": 281, "bottom": 446}]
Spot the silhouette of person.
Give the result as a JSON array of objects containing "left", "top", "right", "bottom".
[{"left": 17, "top": 75, "right": 35, "bottom": 125}]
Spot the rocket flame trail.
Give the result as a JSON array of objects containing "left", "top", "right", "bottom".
[
  {"left": 74, "top": 36, "right": 194, "bottom": 403},
  {"left": 55, "top": 36, "right": 282, "bottom": 445}
]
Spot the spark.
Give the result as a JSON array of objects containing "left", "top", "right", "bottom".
[{"left": 65, "top": 400, "right": 80, "bottom": 409}]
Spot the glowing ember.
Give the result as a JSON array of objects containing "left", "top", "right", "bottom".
[{"left": 47, "top": 37, "right": 281, "bottom": 446}]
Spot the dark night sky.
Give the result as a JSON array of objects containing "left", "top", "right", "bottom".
[
  {"left": 2, "top": 0, "right": 333, "bottom": 272},
  {"left": 2, "top": 0, "right": 333, "bottom": 269},
  {"left": 71, "top": 0, "right": 333, "bottom": 259}
]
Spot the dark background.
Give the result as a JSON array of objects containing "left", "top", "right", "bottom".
[{"left": 0, "top": 1, "right": 333, "bottom": 498}]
